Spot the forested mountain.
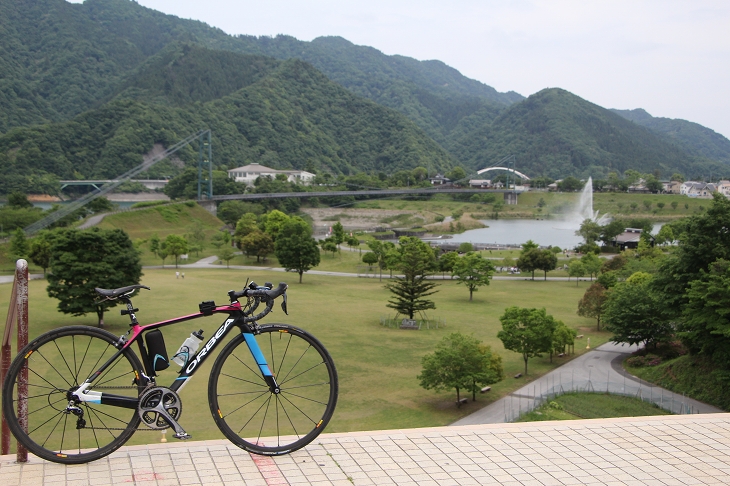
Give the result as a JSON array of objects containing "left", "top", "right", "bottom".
[
  {"left": 1, "top": 0, "right": 729, "bottom": 195},
  {"left": 0, "top": 50, "right": 455, "bottom": 194},
  {"left": 0, "top": 0, "right": 520, "bottom": 145},
  {"left": 447, "top": 89, "right": 721, "bottom": 179},
  {"left": 611, "top": 109, "right": 730, "bottom": 165}
]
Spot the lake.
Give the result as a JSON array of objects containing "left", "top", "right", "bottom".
[{"left": 432, "top": 219, "right": 663, "bottom": 249}]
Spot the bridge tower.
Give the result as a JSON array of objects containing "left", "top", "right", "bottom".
[{"left": 197, "top": 130, "right": 213, "bottom": 200}]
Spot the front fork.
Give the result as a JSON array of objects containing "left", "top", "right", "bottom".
[{"left": 243, "top": 333, "right": 281, "bottom": 393}]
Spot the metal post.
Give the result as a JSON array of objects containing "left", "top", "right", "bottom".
[
  {"left": 16, "top": 260, "right": 28, "bottom": 463},
  {"left": 1, "top": 260, "right": 28, "bottom": 461}
]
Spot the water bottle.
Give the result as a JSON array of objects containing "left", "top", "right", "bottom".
[{"left": 172, "top": 330, "right": 204, "bottom": 366}]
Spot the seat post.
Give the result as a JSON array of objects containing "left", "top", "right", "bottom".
[{"left": 119, "top": 297, "right": 140, "bottom": 326}]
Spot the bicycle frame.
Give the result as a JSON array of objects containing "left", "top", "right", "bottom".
[{"left": 72, "top": 301, "right": 277, "bottom": 409}]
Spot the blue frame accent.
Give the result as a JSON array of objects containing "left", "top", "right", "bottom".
[{"left": 243, "top": 333, "right": 272, "bottom": 376}]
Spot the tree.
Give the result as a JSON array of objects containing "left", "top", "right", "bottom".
[
  {"left": 164, "top": 234, "right": 188, "bottom": 268},
  {"left": 362, "top": 252, "right": 378, "bottom": 269},
  {"left": 603, "top": 273, "right": 672, "bottom": 349},
  {"left": 187, "top": 221, "right": 207, "bottom": 250},
  {"left": 262, "top": 210, "right": 291, "bottom": 241},
  {"left": 219, "top": 246, "right": 236, "bottom": 268},
  {"left": 366, "top": 240, "right": 389, "bottom": 281},
  {"left": 558, "top": 176, "right": 583, "bottom": 191},
  {"left": 274, "top": 218, "right": 320, "bottom": 283},
  {"left": 536, "top": 249, "right": 558, "bottom": 280},
  {"left": 517, "top": 248, "right": 541, "bottom": 280},
  {"left": 680, "top": 259, "right": 730, "bottom": 368},
  {"left": 321, "top": 239, "right": 338, "bottom": 258},
  {"left": 46, "top": 228, "right": 142, "bottom": 327},
  {"left": 10, "top": 228, "right": 29, "bottom": 258},
  {"left": 385, "top": 237, "right": 438, "bottom": 319},
  {"left": 521, "top": 240, "right": 539, "bottom": 252},
  {"left": 331, "top": 221, "right": 345, "bottom": 247},
  {"left": 581, "top": 253, "right": 602, "bottom": 281},
  {"left": 346, "top": 236, "right": 361, "bottom": 254},
  {"left": 655, "top": 225, "right": 674, "bottom": 246},
  {"left": 552, "top": 322, "right": 577, "bottom": 358},
  {"left": 211, "top": 230, "right": 230, "bottom": 250},
  {"left": 240, "top": 230, "right": 274, "bottom": 262},
  {"left": 218, "top": 201, "right": 264, "bottom": 226},
  {"left": 157, "top": 244, "right": 169, "bottom": 267},
  {"left": 576, "top": 220, "right": 601, "bottom": 245},
  {"left": 452, "top": 252, "right": 495, "bottom": 301},
  {"left": 671, "top": 201, "right": 679, "bottom": 210},
  {"left": 418, "top": 333, "right": 503, "bottom": 403},
  {"left": 652, "top": 194, "right": 730, "bottom": 318},
  {"left": 438, "top": 251, "right": 460, "bottom": 278},
  {"left": 28, "top": 232, "right": 53, "bottom": 275},
  {"left": 577, "top": 283, "right": 607, "bottom": 330},
  {"left": 149, "top": 234, "right": 160, "bottom": 258},
  {"left": 7, "top": 192, "right": 33, "bottom": 209},
  {"left": 234, "top": 213, "right": 260, "bottom": 243},
  {"left": 497, "top": 307, "right": 558, "bottom": 375},
  {"left": 446, "top": 166, "right": 467, "bottom": 184},
  {"left": 568, "top": 260, "right": 586, "bottom": 285},
  {"left": 458, "top": 242, "right": 474, "bottom": 253}
]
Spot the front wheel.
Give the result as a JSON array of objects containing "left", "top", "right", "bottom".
[{"left": 209, "top": 324, "right": 338, "bottom": 455}]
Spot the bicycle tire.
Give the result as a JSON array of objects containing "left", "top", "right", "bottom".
[
  {"left": 208, "top": 324, "right": 338, "bottom": 455},
  {"left": 1, "top": 326, "right": 144, "bottom": 464}
]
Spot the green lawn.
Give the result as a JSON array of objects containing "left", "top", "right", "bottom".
[
  {"left": 517, "top": 392, "right": 671, "bottom": 422},
  {"left": 0, "top": 269, "right": 610, "bottom": 447}
]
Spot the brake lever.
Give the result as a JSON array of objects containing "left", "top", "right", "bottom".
[{"left": 281, "top": 292, "right": 288, "bottom": 315}]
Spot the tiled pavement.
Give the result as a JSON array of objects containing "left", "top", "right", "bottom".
[{"left": 2, "top": 413, "right": 730, "bottom": 485}]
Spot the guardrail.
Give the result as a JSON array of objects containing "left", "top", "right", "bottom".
[{"left": 1, "top": 259, "right": 29, "bottom": 462}]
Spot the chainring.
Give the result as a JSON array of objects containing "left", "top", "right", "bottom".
[{"left": 138, "top": 386, "right": 183, "bottom": 430}]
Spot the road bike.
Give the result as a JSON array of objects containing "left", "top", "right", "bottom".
[{"left": 1, "top": 281, "right": 338, "bottom": 464}]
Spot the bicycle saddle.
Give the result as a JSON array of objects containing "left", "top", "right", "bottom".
[{"left": 95, "top": 285, "right": 151, "bottom": 298}]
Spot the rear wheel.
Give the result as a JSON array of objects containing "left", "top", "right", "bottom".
[
  {"left": 1, "top": 326, "right": 144, "bottom": 464},
  {"left": 209, "top": 324, "right": 338, "bottom": 455}
]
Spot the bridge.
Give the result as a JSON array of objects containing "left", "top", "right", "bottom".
[
  {"left": 59, "top": 179, "right": 169, "bottom": 191},
  {"left": 476, "top": 166, "right": 531, "bottom": 180}
]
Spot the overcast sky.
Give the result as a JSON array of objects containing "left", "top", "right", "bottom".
[{"left": 69, "top": 0, "right": 730, "bottom": 139}]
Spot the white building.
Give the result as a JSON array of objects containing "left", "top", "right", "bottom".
[{"left": 227, "top": 163, "right": 315, "bottom": 186}]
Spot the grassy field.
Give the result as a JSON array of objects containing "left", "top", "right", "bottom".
[
  {"left": 517, "top": 392, "right": 671, "bottom": 422},
  {"left": 0, "top": 268, "right": 610, "bottom": 447}
]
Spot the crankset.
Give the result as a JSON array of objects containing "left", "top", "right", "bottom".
[{"left": 138, "top": 386, "right": 191, "bottom": 440}]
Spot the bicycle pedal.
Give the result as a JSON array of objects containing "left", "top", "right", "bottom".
[{"left": 173, "top": 432, "right": 192, "bottom": 440}]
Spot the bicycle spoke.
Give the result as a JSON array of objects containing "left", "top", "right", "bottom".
[
  {"left": 279, "top": 361, "right": 325, "bottom": 387},
  {"left": 235, "top": 394, "right": 272, "bottom": 435},
  {"left": 277, "top": 345, "right": 313, "bottom": 384},
  {"left": 281, "top": 391, "right": 330, "bottom": 407},
  {"left": 53, "top": 339, "right": 78, "bottom": 386},
  {"left": 84, "top": 403, "right": 101, "bottom": 450},
  {"left": 256, "top": 395, "right": 273, "bottom": 445},
  {"left": 33, "top": 349, "right": 73, "bottom": 389},
  {"left": 219, "top": 372, "right": 268, "bottom": 388},
  {"left": 223, "top": 390, "right": 269, "bottom": 419}
]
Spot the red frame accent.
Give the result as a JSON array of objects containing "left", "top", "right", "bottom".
[{"left": 121, "top": 303, "right": 243, "bottom": 350}]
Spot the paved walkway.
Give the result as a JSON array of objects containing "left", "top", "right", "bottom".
[
  {"left": 3, "top": 414, "right": 730, "bottom": 485},
  {"left": 453, "top": 342, "right": 724, "bottom": 426}
]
